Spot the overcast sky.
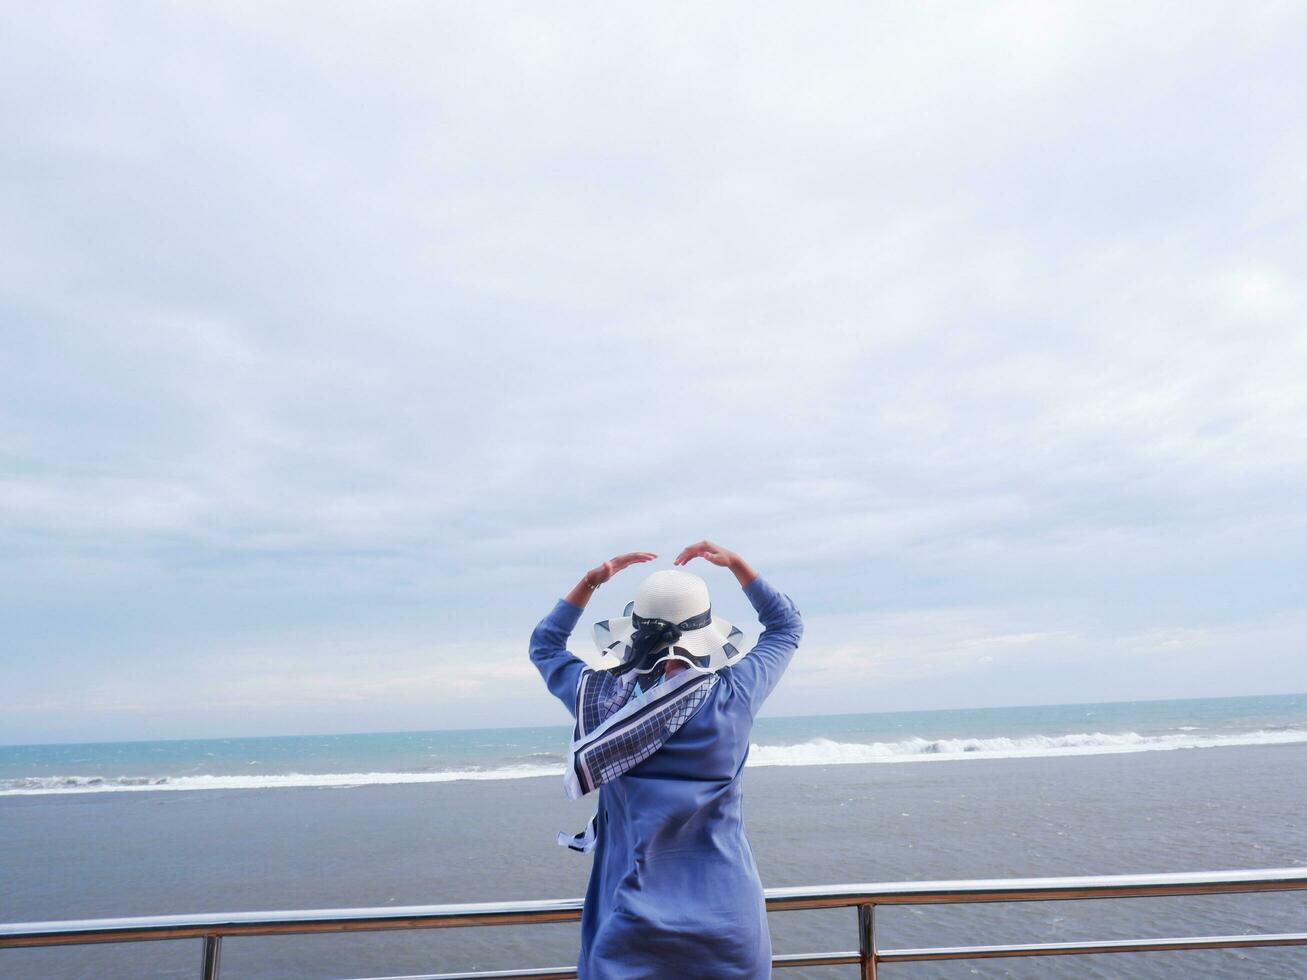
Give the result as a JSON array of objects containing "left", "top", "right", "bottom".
[{"left": 2, "top": 2, "right": 1305, "bottom": 744}]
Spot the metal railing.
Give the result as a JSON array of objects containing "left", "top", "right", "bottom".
[{"left": 3, "top": 867, "right": 1306, "bottom": 979}]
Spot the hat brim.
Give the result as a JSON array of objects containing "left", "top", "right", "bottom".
[{"left": 593, "top": 604, "right": 747, "bottom": 674}]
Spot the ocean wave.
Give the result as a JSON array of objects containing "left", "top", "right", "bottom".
[
  {"left": 0, "top": 766, "right": 562, "bottom": 796},
  {"left": 746, "top": 728, "right": 1307, "bottom": 767},
  {"left": 5, "top": 728, "right": 1306, "bottom": 796}
]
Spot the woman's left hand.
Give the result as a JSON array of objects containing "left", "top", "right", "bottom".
[
  {"left": 587, "top": 551, "right": 657, "bottom": 589},
  {"left": 565, "top": 551, "right": 657, "bottom": 608}
]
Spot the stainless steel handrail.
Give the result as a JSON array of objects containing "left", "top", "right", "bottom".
[{"left": 3, "top": 867, "right": 1305, "bottom": 979}]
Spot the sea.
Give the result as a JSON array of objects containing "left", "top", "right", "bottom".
[{"left": 2, "top": 692, "right": 1306, "bottom": 979}]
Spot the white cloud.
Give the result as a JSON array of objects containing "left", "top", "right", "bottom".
[{"left": 2, "top": 0, "right": 1306, "bottom": 741}]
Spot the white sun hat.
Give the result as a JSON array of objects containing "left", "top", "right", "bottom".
[{"left": 592, "top": 569, "right": 747, "bottom": 674}]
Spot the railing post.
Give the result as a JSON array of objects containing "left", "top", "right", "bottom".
[
  {"left": 200, "top": 934, "right": 221, "bottom": 980},
  {"left": 858, "top": 903, "right": 877, "bottom": 980}
]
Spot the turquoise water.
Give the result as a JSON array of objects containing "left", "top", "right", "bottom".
[{"left": 3, "top": 692, "right": 1304, "bottom": 794}]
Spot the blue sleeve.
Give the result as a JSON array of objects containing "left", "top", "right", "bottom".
[
  {"left": 723, "top": 577, "right": 803, "bottom": 716},
  {"left": 529, "top": 598, "right": 588, "bottom": 718}
]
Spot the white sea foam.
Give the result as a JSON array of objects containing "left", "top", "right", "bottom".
[
  {"left": 5, "top": 729, "right": 1306, "bottom": 796},
  {"left": 745, "top": 728, "right": 1307, "bottom": 768},
  {"left": 0, "top": 766, "right": 562, "bottom": 796}
]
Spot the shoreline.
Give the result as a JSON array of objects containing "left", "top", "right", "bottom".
[{"left": 6, "top": 728, "right": 1307, "bottom": 798}]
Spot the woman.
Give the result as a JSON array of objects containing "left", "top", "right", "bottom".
[{"left": 529, "top": 540, "right": 803, "bottom": 979}]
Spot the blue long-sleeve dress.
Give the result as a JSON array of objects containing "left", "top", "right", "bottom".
[{"left": 529, "top": 576, "right": 803, "bottom": 980}]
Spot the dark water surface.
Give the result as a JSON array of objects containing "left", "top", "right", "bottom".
[{"left": 3, "top": 742, "right": 1306, "bottom": 978}]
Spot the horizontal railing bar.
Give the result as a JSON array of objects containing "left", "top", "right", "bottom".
[
  {"left": 341, "top": 932, "right": 1307, "bottom": 979},
  {"left": 773, "top": 950, "right": 863, "bottom": 968},
  {"left": 0, "top": 900, "right": 586, "bottom": 949},
  {"left": 3, "top": 867, "right": 1305, "bottom": 951},
  {"left": 762, "top": 866, "right": 1307, "bottom": 911},
  {"left": 879, "top": 931, "right": 1307, "bottom": 962}
]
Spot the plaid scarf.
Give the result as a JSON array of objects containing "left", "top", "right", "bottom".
[{"left": 557, "top": 663, "right": 717, "bottom": 852}]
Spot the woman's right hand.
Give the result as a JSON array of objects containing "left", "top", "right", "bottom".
[
  {"left": 673, "top": 540, "right": 738, "bottom": 568},
  {"left": 674, "top": 540, "right": 758, "bottom": 587}
]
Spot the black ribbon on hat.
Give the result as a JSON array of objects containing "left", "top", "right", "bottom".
[{"left": 619, "top": 608, "right": 713, "bottom": 674}]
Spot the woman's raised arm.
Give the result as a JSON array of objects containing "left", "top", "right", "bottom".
[
  {"left": 529, "top": 551, "right": 658, "bottom": 714},
  {"left": 675, "top": 540, "right": 802, "bottom": 715}
]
